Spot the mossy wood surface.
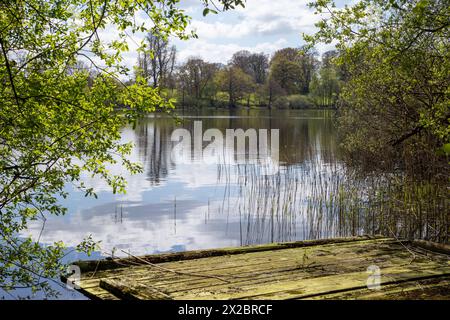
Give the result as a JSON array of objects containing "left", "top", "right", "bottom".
[{"left": 65, "top": 236, "right": 450, "bottom": 300}]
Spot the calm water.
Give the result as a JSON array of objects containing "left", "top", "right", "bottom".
[
  {"left": 10, "top": 108, "right": 446, "bottom": 299},
  {"left": 26, "top": 109, "right": 340, "bottom": 257}
]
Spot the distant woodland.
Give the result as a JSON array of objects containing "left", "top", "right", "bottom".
[{"left": 130, "top": 35, "right": 342, "bottom": 109}]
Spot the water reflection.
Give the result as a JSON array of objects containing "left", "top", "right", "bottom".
[{"left": 25, "top": 109, "right": 447, "bottom": 262}]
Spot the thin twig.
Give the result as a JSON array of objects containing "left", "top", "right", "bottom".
[
  {"left": 386, "top": 226, "right": 417, "bottom": 264},
  {"left": 120, "top": 249, "right": 230, "bottom": 283}
]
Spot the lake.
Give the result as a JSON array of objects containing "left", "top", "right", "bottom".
[
  {"left": 27, "top": 109, "right": 341, "bottom": 254},
  {"left": 15, "top": 108, "right": 447, "bottom": 299}
]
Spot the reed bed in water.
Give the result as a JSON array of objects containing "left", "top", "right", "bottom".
[{"left": 215, "top": 158, "right": 448, "bottom": 245}]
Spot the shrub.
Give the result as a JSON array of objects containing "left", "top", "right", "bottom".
[
  {"left": 272, "top": 96, "right": 289, "bottom": 109},
  {"left": 286, "top": 94, "right": 315, "bottom": 109}
]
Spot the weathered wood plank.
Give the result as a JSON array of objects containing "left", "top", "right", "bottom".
[
  {"left": 71, "top": 237, "right": 450, "bottom": 300},
  {"left": 115, "top": 244, "right": 411, "bottom": 295},
  {"left": 80, "top": 238, "right": 397, "bottom": 281},
  {"left": 83, "top": 239, "right": 400, "bottom": 292},
  {"left": 77, "top": 284, "right": 120, "bottom": 300},
  {"left": 308, "top": 276, "right": 450, "bottom": 300},
  {"left": 75, "top": 236, "right": 389, "bottom": 273},
  {"left": 412, "top": 240, "right": 450, "bottom": 255},
  {"left": 181, "top": 265, "right": 450, "bottom": 300},
  {"left": 100, "top": 279, "right": 172, "bottom": 300}
]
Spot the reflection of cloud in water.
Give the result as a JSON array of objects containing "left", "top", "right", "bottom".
[
  {"left": 75, "top": 127, "right": 167, "bottom": 201},
  {"left": 170, "top": 163, "right": 221, "bottom": 188},
  {"left": 27, "top": 198, "right": 242, "bottom": 256},
  {"left": 24, "top": 110, "right": 343, "bottom": 262}
]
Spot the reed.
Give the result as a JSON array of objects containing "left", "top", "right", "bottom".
[{"left": 215, "top": 157, "right": 448, "bottom": 245}]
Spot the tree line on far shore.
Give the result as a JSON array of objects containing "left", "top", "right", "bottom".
[{"left": 133, "top": 33, "right": 343, "bottom": 109}]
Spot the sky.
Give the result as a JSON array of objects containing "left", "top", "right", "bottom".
[
  {"left": 109, "top": 0, "right": 350, "bottom": 74},
  {"left": 173, "top": 0, "right": 330, "bottom": 62}
]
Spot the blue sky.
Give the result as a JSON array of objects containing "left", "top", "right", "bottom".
[
  {"left": 105, "top": 0, "right": 351, "bottom": 73},
  {"left": 175, "top": 0, "right": 353, "bottom": 62},
  {"left": 173, "top": 0, "right": 321, "bottom": 62}
]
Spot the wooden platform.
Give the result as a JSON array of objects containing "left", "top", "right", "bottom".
[{"left": 66, "top": 236, "right": 450, "bottom": 300}]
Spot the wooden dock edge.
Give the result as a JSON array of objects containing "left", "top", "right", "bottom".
[
  {"left": 61, "top": 236, "right": 450, "bottom": 300},
  {"left": 72, "top": 235, "right": 390, "bottom": 273},
  {"left": 412, "top": 240, "right": 450, "bottom": 255}
]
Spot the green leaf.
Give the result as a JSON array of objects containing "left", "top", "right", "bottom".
[{"left": 202, "top": 8, "right": 218, "bottom": 16}]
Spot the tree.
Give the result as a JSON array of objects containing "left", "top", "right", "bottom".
[
  {"left": 309, "top": 50, "right": 341, "bottom": 107},
  {"left": 215, "top": 66, "right": 255, "bottom": 108},
  {"left": 137, "top": 31, "right": 177, "bottom": 88},
  {"left": 269, "top": 56, "right": 303, "bottom": 95},
  {"left": 264, "top": 74, "right": 285, "bottom": 108},
  {"left": 299, "top": 47, "right": 319, "bottom": 94},
  {"left": 230, "top": 50, "right": 269, "bottom": 84},
  {"left": 306, "top": 0, "right": 449, "bottom": 173},
  {"left": 177, "top": 57, "right": 219, "bottom": 101},
  {"left": 269, "top": 47, "right": 318, "bottom": 95},
  {"left": 0, "top": 0, "right": 244, "bottom": 295}
]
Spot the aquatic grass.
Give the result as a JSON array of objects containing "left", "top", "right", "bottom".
[{"left": 214, "top": 156, "right": 448, "bottom": 245}]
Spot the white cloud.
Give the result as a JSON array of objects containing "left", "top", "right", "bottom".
[
  {"left": 177, "top": 38, "right": 288, "bottom": 63},
  {"left": 188, "top": 20, "right": 252, "bottom": 39},
  {"left": 174, "top": 0, "right": 328, "bottom": 64},
  {"left": 315, "top": 41, "right": 339, "bottom": 57},
  {"left": 95, "top": 0, "right": 332, "bottom": 75},
  {"left": 185, "top": 0, "right": 320, "bottom": 40}
]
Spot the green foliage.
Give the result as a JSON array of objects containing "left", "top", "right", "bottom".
[
  {"left": 269, "top": 48, "right": 318, "bottom": 95},
  {"left": 0, "top": 0, "right": 244, "bottom": 295},
  {"left": 177, "top": 58, "right": 220, "bottom": 103},
  {"left": 305, "top": 0, "right": 449, "bottom": 173},
  {"left": 230, "top": 51, "right": 269, "bottom": 84},
  {"left": 286, "top": 95, "right": 316, "bottom": 109},
  {"left": 170, "top": 48, "right": 332, "bottom": 109},
  {"left": 272, "top": 96, "right": 290, "bottom": 109},
  {"left": 309, "top": 61, "right": 341, "bottom": 107},
  {"left": 215, "top": 66, "right": 255, "bottom": 107}
]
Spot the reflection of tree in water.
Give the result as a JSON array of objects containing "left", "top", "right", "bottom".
[
  {"left": 135, "top": 119, "right": 175, "bottom": 185},
  {"left": 134, "top": 110, "right": 338, "bottom": 186},
  {"left": 132, "top": 110, "right": 447, "bottom": 245},
  {"left": 200, "top": 110, "right": 446, "bottom": 245},
  {"left": 215, "top": 161, "right": 448, "bottom": 246}
]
